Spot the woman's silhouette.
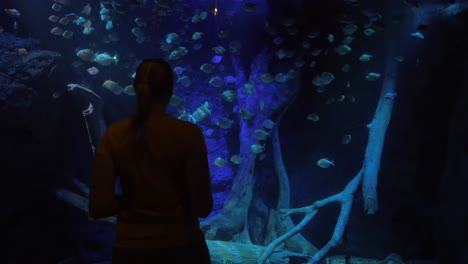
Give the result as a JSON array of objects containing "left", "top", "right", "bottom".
[{"left": 88, "top": 59, "right": 213, "bottom": 264}]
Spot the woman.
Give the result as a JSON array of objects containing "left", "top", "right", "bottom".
[{"left": 88, "top": 59, "right": 213, "bottom": 264}]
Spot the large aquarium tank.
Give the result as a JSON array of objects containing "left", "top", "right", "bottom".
[{"left": 1, "top": 0, "right": 467, "bottom": 263}]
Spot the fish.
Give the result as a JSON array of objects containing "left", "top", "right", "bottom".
[
  {"left": 262, "top": 119, "right": 275, "bottom": 130},
  {"left": 260, "top": 73, "right": 274, "bottom": 83},
  {"left": 211, "top": 55, "right": 223, "bottom": 64},
  {"left": 306, "top": 113, "right": 319, "bottom": 122},
  {"left": 169, "top": 95, "right": 184, "bottom": 106},
  {"left": 410, "top": 32, "right": 424, "bottom": 39},
  {"left": 50, "top": 26, "right": 64, "bottom": 36},
  {"left": 221, "top": 90, "right": 236, "bottom": 102},
  {"left": 359, "top": 54, "right": 373, "bottom": 62},
  {"left": 16, "top": 48, "right": 28, "bottom": 56},
  {"left": 209, "top": 76, "right": 224, "bottom": 87},
  {"left": 243, "top": 2, "right": 257, "bottom": 12},
  {"left": 83, "top": 27, "right": 94, "bottom": 35},
  {"left": 177, "top": 75, "right": 192, "bottom": 87},
  {"left": 253, "top": 129, "right": 269, "bottom": 140},
  {"left": 49, "top": 15, "right": 60, "bottom": 22},
  {"left": 217, "top": 118, "right": 234, "bottom": 129},
  {"left": 363, "top": 28, "right": 376, "bottom": 36},
  {"left": 76, "top": 49, "right": 95, "bottom": 61},
  {"left": 312, "top": 72, "right": 335, "bottom": 86},
  {"left": 94, "top": 52, "right": 118, "bottom": 66},
  {"left": 365, "top": 72, "right": 381, "bottom": 81},
  {"left": 243, "top": 83, "right": 254, "bottom": 95},
  {"left": 275, "top": 73, "right": 288, "bottom": 83},
  {"left": 317, "top": 158, "right": 334, "bottom": 168},
  {"left": 62, "top": 30, "right": 74, "bottom": 39},
  {"left": 135, "top": 17, "right": 146, "bottom": 27},
  {"left": 124, "top": 85, "right": 135, "bottom": 96},
  {"left": 102, "top": 80, "right": 124, "bottom": 95},
  {"left": 214, "top": 157, "right": 227, "bottom": 167},
  {"left": 230, "top": 155, "right": 243, "bottom": 164},
  {"left": 81, "top": 4, "right": 92, "bottom": 16},
  {"left": 238, "top": 109, "right": 253, "bottom": 120},
  {"left": 86, "top": 66, "right": 99, "bottom": 75},
  {"left": 335, "top": 45, "right": 352, "bottom": 55},
  {"left": 192, "top": 32, "right": 203, "bottom": 40},
  {"left": 5, "top": 9, "right": 21, "bottom": 18},
  {"left": 200, "top": 63, "right": 214, "bottom": 73},
  {"left": 52, "top": 3, "right": 63, "bottom": 12},
  {"left": 250, "top": 144, "right": 265, "bottom": 154},
  {"left": 341, "top": 134, "right": 352, "bottom": 144},
  {"left": 341, "top": 24, "right": 357, "bottom": 35}
]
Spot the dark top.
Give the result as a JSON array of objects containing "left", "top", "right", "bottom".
[{"left": 88, "top": 111, "right": 213, "bottom": 248}]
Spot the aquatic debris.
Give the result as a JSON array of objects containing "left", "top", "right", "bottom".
[
  {"left": 341, "top": 134, "right": 352, "bottom": 144},
  {"left": 230, "top": 155, "right": 243, "bottom": 164},
  {"left": 87, "top": 67, "right": 99, "bottom": 75},
  {"left": 359, "top": 54, "right": 373, "bottom": 62},
  {"left": 221, "top": 90, "right": 236, "bottom": 102},
  {"left": 200, "top": 63, "right": 214, "bottom": 73},
  {"left": 306, "top": 113, "right": 319, "bottom": 122},
  {"left": 253, "top": 129, "right": 269, "bottom": 140},
  {"left": 317, "top": 158, "right": 334, "bottom": 168},
  {"left": 261, "top": 73, "right": 274, "bottom": 83},
  {"left": 217, "top": 118, "right": 234, "bottom": 129},
  {"left": 342, "top": 24, "right": 357, "bottom": 35},
  {"left": 102, "top": 80, "right": 123, "bottom": 95},
  {"left": 335, "top": 45, "right": 351, "bottom": 55},
  {"left": 190, "top": 101, "right": 211, "bottom": 123},
  {"left": 214, "top": 157, "right": 227, "bottom": 167},
  {"left": 365, "top": 72, "right": 381, "bottom": 81},
  {"left": 209, "top": 76, "right": 224, "bottom": 87},
  {"left": 124, "top": 85, "right": 135, "bottom": 96},
  {"left": 250, "top": 144, "right": 265, "bottom": 154},
  {"left": 410, "top": 31, "right": 424, "bottom": 39},
  {"left": 312, "top": 72, "right": 335, "bottom": 86},
  {"left": 263, "top": 119, "right": 275, "bottom": 130}
]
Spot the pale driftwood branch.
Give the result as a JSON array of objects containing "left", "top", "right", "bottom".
[{"left": 259, "top": 170, "right": 363, "bottom": 264}]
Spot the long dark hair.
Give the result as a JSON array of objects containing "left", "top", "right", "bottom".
[{"left": 130, "top": 58, "right": 174, "bottom": 156}]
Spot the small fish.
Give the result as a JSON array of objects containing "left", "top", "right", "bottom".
[
  {"left": 238, "top": 109, "right": 253, "bottom": 120},
  {"left": 86, "top": 66, "right": 99, "bottom": 75},
  {"left": 221, "top": 90, "right": 236, "bottom": 102},
  {"left": 335, "top": 45, "right": 351, "bottom": 55},
  {"left": 192, "top": 31, "right": 203, "bottom": 40},
  {"left": 209, "top": 76, "right": 224, "bottom": 87},
  {"left": 50, "top": 26, "right": 63, "bottom": 36},
  {"left": 363, "top": 28, "right": 376, "bottom": 36},
  {"left": 359, "top": 54, "right": 373, "bottom": 62},
  {"left": 102, "top": 80, "right": 123, "bottom": 95},
  {"left": 52, "top": 3, "right": 63, "bottom": 12},
  {"left": 230, "top": 155, "right": 243, "bottom": 164},
  {"left": 306, "top": 113, "right": 319, "bottom": 122},
  {"left": 169, "top": 95, "right": 184, "bottom": 106},
  {"left": 211, "top": 55, "right": 223, "bottom": 64},
  {"left": 62, "top": 30, "right": 74, "bottom": 39},
  {"left": 365, "top": 72, "right": 381, "bottom": 81},
  {"left": 341, "top": 134, "right": 352, "bottom": 144},
  {"left": 83, "top": 26, "right": 94, "bottom": 35},
  {"left": 81, "top": 3, "right": 92, "bottom": 16},
  {"left": 243, "top": 83, "right": 254, "bottom": 95},
  {"left": 5, "top": 9, "right": 21, "bottom": 18},
  {"left": 135, "top": 17, "right": 146, "bottom": 27},
  {"left": 250, "top": 144, "right": 265, "bottom": 154},
  {"left": 94, "top": 52, "right": 118, "bottom": 66},
  {"left": 410, "top": 31, "right": 424, "bottom": 39},
  {"left": 76, "top": 48, "right": 95, "bottom": 61},
  {"left": 263, "top": 119, "right": 275, "bottom": 130},
  {"left": 317, "top": 158, "right": 334, "bottom": 168},
  {"left": 327, "top": 34, "right": 334, "bottom": 43},
  {"left": 214, "top": 157, "right": 227, "bottom": 167},
  {"left": 49, "top": 15, "right": 60, "bottom": 22},
  {"left": 124, "top": 85, "right": 135, "bottom": 96},
  {"left": 217, "top": 118, "right": 234, "bottom": 129},
  {"left": 16, "top": 48, "right": 28, "bottom": 56},
  {"left": 243, "top": 2, "right": 257, "bottom": 12},
  {"left": 394, "top": 56, "right": 405, "bottom": 62},
  {"left": 253, "top": 129, "right": 270, "bottom": 140}
]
